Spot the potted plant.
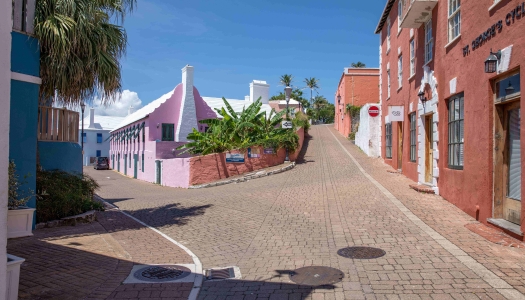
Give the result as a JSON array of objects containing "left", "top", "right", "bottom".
[
  {"left": 6, "top": 254, "right": 25, "bottom": 300},
  {"left": 7, "top": 160, "right": 35, "bottom": 238}
]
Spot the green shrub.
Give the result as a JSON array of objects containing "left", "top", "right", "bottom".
[
  {"left": 348, "top": 132, "right": 356, "bottom": 140},
  {"left": 36, "top": 169, "right": 104, "bottom": 223},
  {"left": 293, "top": 111, "right": 310, "bottom": 133},
  {"left": 8, "top": 160, "right": 33, "bottom": 209}
]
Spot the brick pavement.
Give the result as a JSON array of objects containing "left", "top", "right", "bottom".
[
  {"left": 7, "top": 209, "right": 193, "bottom": 300},
  {"left": 82, "top": 125, "right": 525, "bottom": 299}
]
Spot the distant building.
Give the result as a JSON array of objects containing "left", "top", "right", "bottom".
[
  {"left": 108, "top": 65, "right": 276, "bottom": 185},
  {"left": 79, "top": 108, "right": 124, "bottom": 165},
  {"left": 268, "top": 99, "right": 302, "bottom": 116},
  {"left": 334, "top": 68, "right": 380, "bottom": 138}
]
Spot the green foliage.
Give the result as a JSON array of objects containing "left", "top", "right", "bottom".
[
  {"left": 177, "top": 98, "right": 300, "bottom": 155},
  {"left": 292, "top": 111, "right": 310, "bottom": 133},
  {"left": 8, "top": 160, "right": 34, "bottom": 209},
  {"left": 348, "top": 132, "right": 356, "bottom": 140},
  {"left": 345, "top": 104, "right": 361, "bottom": 118},
  {"left": 36, "top": 169, "right": 104, "bottom": 223},
  {"left": 279, "top": 74, "right": 294, "bottom": 87},
  {"left": 35, "top": 0, "right": 136, "bottom": 106},
  {"left": 351, "top": 62, "right": 366, "bottom": 68}
]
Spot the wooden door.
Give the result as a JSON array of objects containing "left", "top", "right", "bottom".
[
  {"left": 494, "top": 100, "right": 521, "bottom": 225},
  {"left": 398, "top": 122, "right": 403, "bottom": 170},
  {"left": 425, "top": 115, "right": 433, "bottom": 183}
]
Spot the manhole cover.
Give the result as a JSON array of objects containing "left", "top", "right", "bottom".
[
  {"left": 337, "top": 246, "right": 386, "bottom": 259},
  {"left": 288, "top": 266, "right": 344, "bottom": 286},
  {"left": 133, "top": 265, "right": 191, "bottom": 283}
]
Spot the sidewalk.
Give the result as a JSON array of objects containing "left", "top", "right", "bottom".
[
  {"left": 329, "top": 126, "right": 525, "bottom": 295},
  {"left": 7, "top": 209, "right": 194, "bottom": 300}
]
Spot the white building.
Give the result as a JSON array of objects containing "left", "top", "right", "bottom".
[{"left": 79, "top": 108, "right": 124, "bottom": 165}]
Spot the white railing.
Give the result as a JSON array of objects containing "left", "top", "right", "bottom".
[{"left": 12, "top": 0, "right": 36, "bottom": 34}]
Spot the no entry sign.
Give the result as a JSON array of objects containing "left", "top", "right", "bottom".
[{"left": 368, "top": 106, "right": 380, "bottom": 117}]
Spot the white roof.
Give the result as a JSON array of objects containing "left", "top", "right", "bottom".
[
  {"left": 112, "top": 89, "right": 175, "bottom": 131},
  {"left": 272, "top": 99, "right": 300, "bottom": 105},
  {"left": 201, "top": 97, "right": 274, "bottom": 118},
  {"left": 80, "top": 115, "right": 125, "bottom": 131}
]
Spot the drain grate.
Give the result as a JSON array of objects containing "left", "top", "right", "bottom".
[
  {"left": 337, "top": 246, "right": 386, "bottom": 259},
  {"left": 288, "top": 266, "right": 344, "bottom": 286},
  {"left": 206, "top": 267, "right": 235, "bottom": 280},
  {"left": 133, "top": 265, "right": 191, "bottom": 283}
]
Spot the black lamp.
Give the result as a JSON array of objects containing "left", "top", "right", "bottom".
[
  {"left": 484, "top": 49, "right": 501, "bottom": 73},
  {"left": 505, "top": 81, "right": 515, "bottom": 95},
  {"left": 337, "top": 94, "right": 341, "bottom": 104},
  {"left": 418, "top": 91, "right": 428, "bottom": 103}
]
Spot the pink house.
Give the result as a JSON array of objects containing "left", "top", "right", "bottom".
[{"left": 109, "top": 65, "right": 276, "bottom": 187}]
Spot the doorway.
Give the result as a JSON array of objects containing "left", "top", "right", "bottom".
[
  {"left": 124, "top": 154, "right": 127, "bottom": 175},
  {"left": 424, "top": 114, "right": 433, "bottom": 183},
  {"left": 494, "top": 100, "right": 521, "bottom": 225},
  {"left": 155, "top": 160, "right": 162, "bottom": 185},
  {"left": 398, "top": 122, "right": 403, "bottom": 170},
  {"left": 133, "top": 154, "right": 138, "bottom": 179},
  {"left": 117, "top": 153, "right": 120, "bottom": 172}
]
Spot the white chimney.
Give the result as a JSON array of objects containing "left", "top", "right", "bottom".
[
  {"left": 245, "top": 95, "right": 251, "bottom": 102},
  {"left": 128, "top": 105, "right": 134, "bottom": 115},
  {"left": 250, "top": 80, "right": 270, "bottom": 104},
  {"left": 88, "top": 107, "right": 95, "bottom": 128},
  {"left": 175, "top": 65, "right": 198, "bottom": 142}
]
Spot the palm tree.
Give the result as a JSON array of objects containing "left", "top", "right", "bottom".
[
  {"left": 304, "top": 77, "right": 319, "bottom": 109},
  {"left": 279, "top": 74, "right": 294, "bottom": 87},
  {"left": 35, "top": 0, "right": 136, "bottom": 107},
  {"left": 351, "top": 62, "right": 366, "bottom": 68}
]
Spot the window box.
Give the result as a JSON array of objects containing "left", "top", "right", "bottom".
[{"left": 7, "top": 207, "right": 35, "bottom": 238}]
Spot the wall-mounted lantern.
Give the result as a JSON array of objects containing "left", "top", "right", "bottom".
[
  {"left": 484, "top": 49, "right": 501, "bottom": 73},
  {"left": 337, "top": 94, "right": 341, "bottom": 104},
  {"left": 505, "top": 81, "right": 515, "bottom": 95},
  {"left": 417, "top": 91, "right": 429, "bottom": 103}
]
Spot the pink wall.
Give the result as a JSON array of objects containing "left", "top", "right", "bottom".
[
  {"left": 161, "top": 158, "right": 191, "bottom": 188},
  {"left": 194, "top": 86, "right": 217, "bottom": 130},
  {"left": 149, "top": 84, "right": 182, "bottom": 142}
]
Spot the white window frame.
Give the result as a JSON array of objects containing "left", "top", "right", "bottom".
[
  {"left": 397, "top": 0, "right": 404, "bottom": 33},
  {"left": 425, "top": 19, "right": 433, "bottom": 64},
  {"left": 410, "top": 39, "right": 415, "bottom": 77},
  {"left": 387, "top": 69, "right": 391, "bottom": 98},
  {"left": 448, "top": 0, "right": 461, "bottom": 42},
  {"left": 387, "top": 17, "right": 391, "bottom": 51},
  {"left": 398, "top": 55, "right": 403, "bottom": 88}
]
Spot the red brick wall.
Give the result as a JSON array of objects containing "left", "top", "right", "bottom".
[{"left": 334, "top": 70, "right": 379, "bottom": 138}]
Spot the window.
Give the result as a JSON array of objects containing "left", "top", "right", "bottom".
[
  {"left": 448, "top": 0, "right": 461, "bottom": 41},
  {"left": 96, "top": 150, "right": 101, "bottom": 157},
  {"left": 409, "top": 113, "right": 416, "bottom": 162},
  {"left": 142, "top": 127, "right": 145, "bottom": 143},
  {"left": 161, "top": 123, "right": 174, "bottom": 141},
  {"left": 495, "top": 72, "right": 520, "bottom": 102},
  {"left": 97, "top": 133, "right": 102, "bottom": 143},
  {"left": 385, "top": 123, "right": 392, "bottom": 158},
  {"left": 425, "top": 19, "right": 433, "bottom": 64},
  {"left": 82, "top": 132, "right": 87, "bottom": 143},
  {"left": 387, "top": 17, "right": 391, "bottom": 51},
  {"left": 410, "top": 39, "right": 415, "bottom": 77},
  {"left": 448, "top": 93, "right": 464, "bottom": 169},
  {"left": 398, "top": 55, "right": 403, "bottom": 88},
  {"left": 387, "top": 69, "right": 391, "bottom": 98}
]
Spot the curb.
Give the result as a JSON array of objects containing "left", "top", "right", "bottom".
[
  {"left": 189, "top": 162, "right": 296, "bottom": 189},
  {"left": 35, "top": 210, "right": 97, "bottom": 229}
]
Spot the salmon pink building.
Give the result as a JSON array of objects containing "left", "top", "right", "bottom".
[
  {"left": 334, "top": 68, "right": 380, "bottom": 138},
  {"left": 108, "top": 65, "right": 275, "bottom": 187},
  {"left": 376, "top": 0, "right": 525, "bottom": 238}
]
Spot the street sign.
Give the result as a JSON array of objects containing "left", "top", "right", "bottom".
[
  {"left": 263, "top": 148, "right": 274, "bottom": 154},
  {"left": 368, "top": 106, "right": 380, "bottom": 117},
  {"left": 388, "top": 106, "right": 404, "bottom": 122},
  {"left": 248, "top": 148, "right": 261, "bottom": 158},
  {"left": 282, "top": 120, "right": 293, "bottom": 129},
  {"left": 225, "top": 153, "right": 244, "bottom": 163}
]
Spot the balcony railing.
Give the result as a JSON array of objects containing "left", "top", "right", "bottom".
[
  {"left": 38, "top": 107, "right": 79, "bottom": 142},
  {"left": 12, "top": 0, "right": 36, "bottom": 34},
  {"left": 399, "top": 0, "right": 437, "bottom": 29}
]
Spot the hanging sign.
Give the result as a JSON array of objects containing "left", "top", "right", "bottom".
[
  {"left": 368, "top": 106, "right": 380, "bottom": 117},
  {"left": 388, "top": 106, "right": 404, "bottom": 122},
  {"left": 226, "top": 153, "right": 245, "bottom": 163}
]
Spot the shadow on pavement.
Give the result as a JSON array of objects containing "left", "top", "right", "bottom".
[
  {"left": 295, "top": 136, "right": 314, "bottom": 165},
  {"left": 119, "top": 202, "right": 213, "bottom": 228}
]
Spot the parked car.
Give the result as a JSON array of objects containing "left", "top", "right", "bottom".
[{"left": 94, "top": 157, "right": 109, "bottom": 170}]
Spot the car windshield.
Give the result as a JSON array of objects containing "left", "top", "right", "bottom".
[{"left": 97, "top": 157, "right": 107, "bottom": 163}]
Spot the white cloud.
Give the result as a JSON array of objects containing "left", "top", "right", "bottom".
[{"left": 94, "top": 90, "right": 142, "bottom": 117}]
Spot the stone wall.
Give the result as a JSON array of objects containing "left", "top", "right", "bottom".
[{"left": 355, "top": 104, "right": 381, "bottom": 157}]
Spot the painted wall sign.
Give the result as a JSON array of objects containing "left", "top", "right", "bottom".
[
  {"left": 248, "top": 148, "right": 261, "bottom": 158},
  {"left": 226, "top": 153, "right": 245, "bottom": 163},
  {"left": 263, "top": 148, "right": 274, "bottom": 154},
  {"left": 282, "top": 120, "right": 293, "bottom": 129},
  {"left": 368, "top": 106, "right": 380, "bottom": 117},
  {"left": 463, "top": 2, "right": 524, "bottom": 56},
  {"left": 388, "top": 106, "right": 404, "bottom": 122}
]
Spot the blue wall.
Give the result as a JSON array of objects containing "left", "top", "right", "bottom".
[
  {"left": 38, "top": 142, "right": 82, "bottom": 174},
  {"left": 9, "top": 81, "right": 39, "bottom": 210},
  {"left": 11, "top": 32, "right": 40, "bottom": 76}
]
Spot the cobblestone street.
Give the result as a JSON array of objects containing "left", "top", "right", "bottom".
[{"left": 11, "top": 125, "right": 525, "bottom": 300}]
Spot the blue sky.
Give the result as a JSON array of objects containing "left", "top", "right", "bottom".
[{"left": 112, "top": 0, "right": 385, "bottom": 115}]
